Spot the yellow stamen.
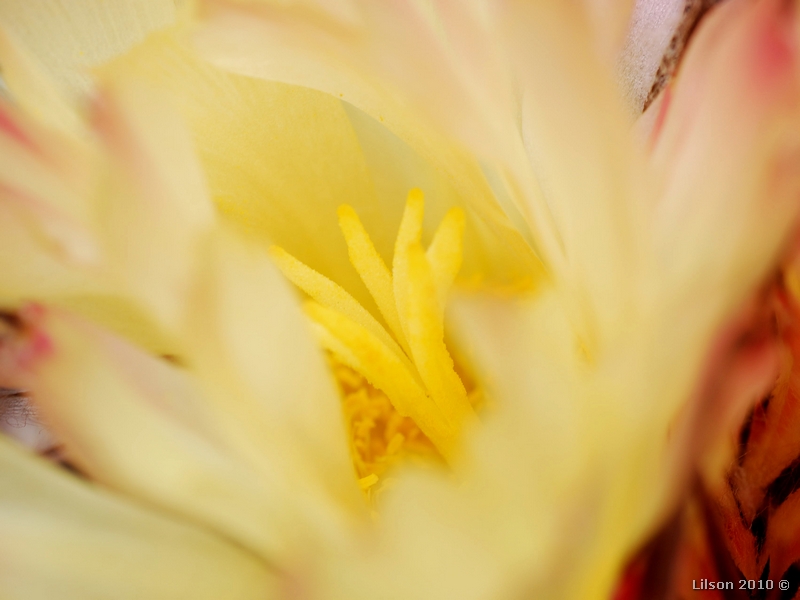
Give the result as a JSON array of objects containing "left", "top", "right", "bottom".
[
  {"left": 334, "top": 361, "right": 441, "bottom": 503},
  {"left": 337, "top": 205, "right": 410, "bottom": 355},
  {"left": 358, "top": 474, "right": 379, "bottom": 490},
  {"left": 269, "top": 246, "right": 407, "bottom": 364},
  {"left": 427, "top": 207, "right": 466, "bottom": 314},
  {"left": 402, "top": 243, "right": 474, "bottom": 428},
  {"left": 305, "top": 301, "right": 456, "bottom": 458},
  {"left": 392, "top": 188, "right": 425, "bottom": 344},
  {"left": 272, "top": 189, "right": 475, "bottom": 482}
]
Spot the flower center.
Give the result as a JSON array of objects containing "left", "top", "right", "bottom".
[
  {"left": 332, "top": 358, "right": 441, "bottom": 503},
  {"left": 271, "top": 190, "right": 477, "bottom": 493}
]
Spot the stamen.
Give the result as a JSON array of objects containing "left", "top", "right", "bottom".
[
  {"left": 426, "top": 207, "right": 466, "bottom": 316},
  {"left": 402, "top": 243, "right": 474, "bottom": 429},
  {"left": 305, "top": 301, "right": 456, "bottom": 458},
  {"left": 269, "top": 246, "right": 407, "bottom": 363},
  {"left": 334, "top": 360, "right": 441, "bottom": 503},
  {"left": 337, "top": 205, "right": 410, "bottom": 355},
  {"left": 392, "top": 188, "right": 425, "bottom": 344},
  {"left": 272, "top": 188, "right": 475, "bottom": 481}
]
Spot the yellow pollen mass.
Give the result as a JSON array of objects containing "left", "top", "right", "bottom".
[
  {"left": 335, "top": 359, "right": 442, "bottom": 504},
  {"left": 271, "top": 190, "right": 476, "bottom": 485}
]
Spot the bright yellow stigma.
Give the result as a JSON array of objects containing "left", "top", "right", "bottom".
[{"left": 270, "top": 190, "right": 475, "bottom": 472}]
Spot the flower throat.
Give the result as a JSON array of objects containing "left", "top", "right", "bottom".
[{"left": 271, "top": 190, "right": 477, "bottom": 497}]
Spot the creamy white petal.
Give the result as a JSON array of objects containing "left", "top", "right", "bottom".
[
  {"left": 90, "top": 77, "right": 215, "bottom": 329},
  {"left": 504, "top": 1, "right": 646, "bottom": 353},
  {"left": 0, "top": 435, "right": 275, "bottom": 599},
  {"left": 183, "top": 229, "right": 366, "bottom": 523},
  {"left": 617, "top": 0, "right": 686, "bottom": 112},
  {"left": 101, "top": 28, "right": 541, "bottom": 294},
  {"left": 0, "top": 0, "right": 179, "bottom": 101},
  {"left": 0, "top": 305, "right": 347, "bottom": 563}
]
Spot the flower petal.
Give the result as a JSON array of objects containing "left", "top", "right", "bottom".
[
  {"left": 183, "top": 230, "right": 365, "bottom": 521},
  {"left": 0, "top": 95, "right": 104, "bottom": 306},
  {"left": 617, "top": 0, "right": 686, "bottom": 112},
  {"left": 504, "top": 1, "right": 645, "bottom": 351},
  {"left": 101, "top": 28, "right": 541, "bottom": 295},
  {"left": 0, "top": 0, "right": 179, "bottom": 100},
  {"left": 0, "top": 304, "right": 348, "bottom": 563},
  {"left": 0, "top": 435, "right": 275, "bottom": 599},
  {"left": 90, "top": 77, "right": 215, "bottom": 329},
  {"left": 0, "top": 26, "right": 83, "bottom": 136},
  {"left": 649, "top": 0, "right": 800, "bottom": 317}
]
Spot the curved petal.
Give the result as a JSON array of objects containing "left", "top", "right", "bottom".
[
  {"left": 194, "top": 0, "right": 520, "bottom": 166},
  {"left": 0, "top": 304, "right": 351, "bottom": 564},
  {"left": 90, "top": 77, "right": 215, "bottom": 329},
  {"left": 99, "top": 28, "right": 542, "bottom": 295},
  {"left": 649, "top": 0, "right": 800, "bottom": 318},
  {"left": 0, "top": 0, "right": 179, "bottom": 100},
  {"left": 0, "top": 435, "right": 275, "bottom": 599},
  {"left": 505, "top": 1, "right": 646, "bottom": 352},
  {"left": 182, "top": 230, "right": 365, "bottom": 522},
  {"left": 584, "top": 0, "right": 636, "bottom": 62},
  {"left": 0, "top": 26, "right": 83, "bottom": 136},
  {"left": 191, "top": 0, "right": 553, "bottom": 267},
  {"left": 0, "top": 43, "right": 216, "bottom": 347},
  {"left": 0, "top": 94, "right": 104, "bottom": 307},
  {"left": 617, "top": 0, "right": 686, "bottom": 112}
]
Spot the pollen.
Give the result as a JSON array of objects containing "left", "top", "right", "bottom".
[
  {"left": 336, "top": 358, "right": 441, "bottom": 502},
  {"left": 271, "top": 189, "right": 476, "bottom": 491}
]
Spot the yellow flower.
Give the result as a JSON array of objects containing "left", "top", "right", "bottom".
[{"left": 0, "top": 1, "right": 800, "bottom": 599}]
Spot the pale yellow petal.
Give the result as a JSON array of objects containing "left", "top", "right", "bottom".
[
  {"left": 0, "top": 436, "right": 275, "bottom": 600},
  {"left": 101, "top": 28, "right": 542, "bottom": 297},
  {"left": 194, "top": 0, "right": 520, "bottom": 165},
  {"left": 583, "top": 0, "right": 636, "bottom": 61},
  {"left": 504, "top": 1, "right": 645, "bottom": 352},
  {"left": 91, "top": 78, "right": 215, "bottom": 329},
  {"left": 98, "top": 30, "right": 391, "bottom": 311},
  {"left": 193, "top": 1, "right": 545, "bottom": 284},
  {"left": 0, "top": 26, "right": 83, "bottom": 136},
  {"left": 0, "top": 0, "right": 179, "bottom": 100},
  {"left": 0, "top": 97, "right": 105, "bottom": 307},
  {"left": 0, "top": 306, "right": 318, "bottom": 562},
  {"left": 182, "top": 230, "right": 365, "bottom": 526}
]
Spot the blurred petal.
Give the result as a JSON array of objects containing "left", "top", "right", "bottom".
[
  {"left": 649, "top": 0, "right": 800, "bottom": 317},
  {"left": 583, "top": 0, "right": 636, "bottom": 61},
  {"left": 504, "top": 1, "right": 645, "bottom": 351},
  {"left": 0, "top": 435, "right": 275, "bottom": 599},
  {"left": 194, "top": 0, "right": 520, "bottom": 165},
  {"left": 0, "top": 305, "right": 344, "bottom": 563},
  {"left": 192, "top": 0, "right": 550, "bottom": 272},
  {"left": 617, "top": 0, "right": 686, "bottom": 112},
  {"left": 101, "top": 28, "right": 541, "bottom": 296},
  {"left": 0, "top": 0, "right": 179, "bottom": 100},
  {"left": 183, "top": 230, "right": 365, "bottom": 521},
  {"left": 0, "top": 95, "right": 103, "bottom": 306},
  {"left": 90, "top": 77, "right": 215, "bottom": 329},
  {"left": 0, "top": 26, "right": 83, "bottom": 136}
]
